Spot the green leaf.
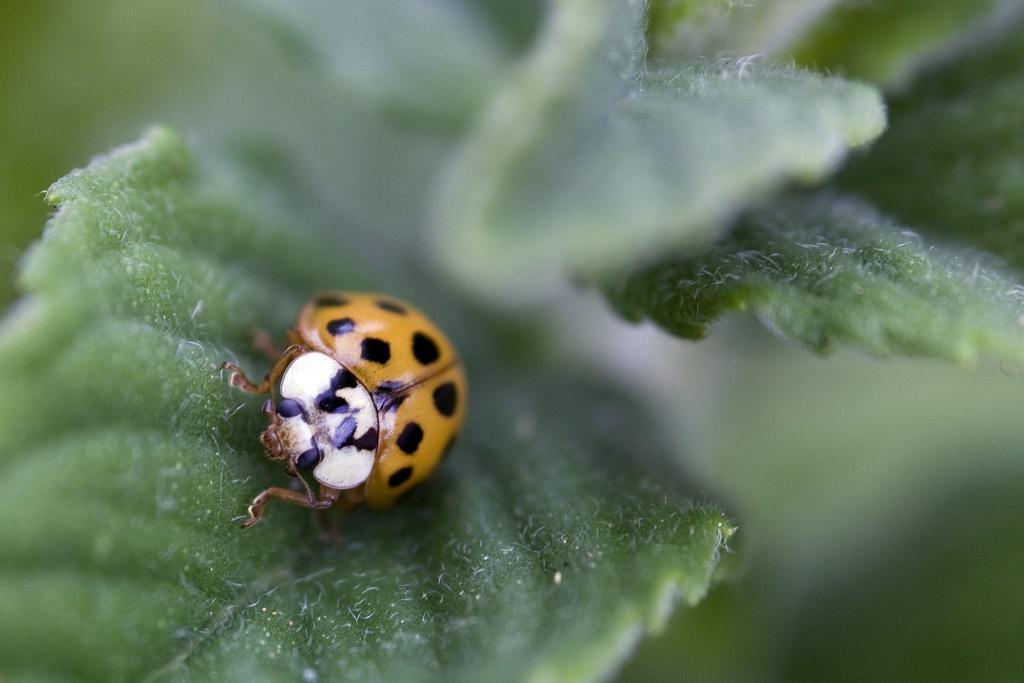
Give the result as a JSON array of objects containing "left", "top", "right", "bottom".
[
  {"left": 838, "top": 20, "right": 1024, "bottom": 271},
  {"left": 644, "top": 0, "right": 1023, "bottom": 97},
  {"left": 0, "top": 0, "right": 515, "bottom": 307},
  {"left": 604, "top": 195, "right": 1024, "bottom": 363},
  {"left": 432, "top": 0, "right": 885, "bottom": 301},
  {"left": 0, "top": 1, "right": 219, "bottom": 305},
  {"left": 789, "top": 0, "right": 1021, "bottom": 88},
  {"left": 783, "top": 472, "right": 1024, "bottom": 682},
  {"left": 646, "top": 0, "right": 746, "bottom": 57},
  {"left": 0, "top": 129, "right": 733, "bottom": 682},
  {"left": 646, "top": 0, "right": 840, "bottom": 61},
  {"left": 645, "top": 0, "right": 1022, "bottom": 91},
  {"left": 240, "top": 0, "right": 509, "bottom": 125},
  {"left": 620, "top": 342, "right": 1024, "bottom": 681}
]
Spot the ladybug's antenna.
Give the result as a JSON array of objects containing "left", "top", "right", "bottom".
[{"left": 293, "top": 467, "right": 318, "bottom": 504}]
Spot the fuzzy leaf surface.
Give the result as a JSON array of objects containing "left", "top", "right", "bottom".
[
  {"left": 838, "top": 19, "right": 1024, "bottom": 272},
  {"left": 433, "top": 0, "right": 885, "bottom": 300},
  {"left": 604, "top": 196, "right": 1024, "bottom": 363},
  {"left": 0, "top": 129, "right": 732, "bottom": 683}
]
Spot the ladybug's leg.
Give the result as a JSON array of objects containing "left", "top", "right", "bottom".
[
  {"left": 313, "top": 486, "right": 353, "bottom": 542},
  {"left": 241, "top": 485, "right": 340, "bottom": 528},
  {"left": 222, "top": 343, "right": 307, "bottom": 395},
  {"left": 338, "top": 487, "right": 365, "bottom": 511},
  {"left": 250, "top": 328, "right": 283, "bottom": 360}
]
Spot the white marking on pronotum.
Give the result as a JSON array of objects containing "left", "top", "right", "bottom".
[{"left": 279, "top": 352, "right": 378, "bottom": 489}]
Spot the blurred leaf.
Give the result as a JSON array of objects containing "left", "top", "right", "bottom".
[
  {"left": 839, "top": 19, "right": 1024, "bottom": 271},
  {"left": 646, "top": 0, "right": 741, "bottom": 56},
  {"left": 0, "top": 0, "right": 523, "bottom": 307},
  {"left": 0, "top": 1, "right": 885, "bottom": 308},
  {"left": 790, "top": 0, "right": 1023, "bottom": 88},
  {"left": 0, "top": 129, "right": 733, "bottom": 682},
  {"left": 783, "top": 472, "right": 1024, "bottom": 682},
  {"left": 433, "top": 0, "right": 885, "bottom": 301},
  {"left": 0, "top": 1, "right": 214, "bottom": 304},
  {"left": 647, "top": 0, "right": 843, "bottom": 61},
  {"left": 604, "top": 196, "right": 1024, "bottom": 364},
  {"left": 240, "top": 0, "right": 510, "bottom": 125},
  {"left": 646, "top": 0, "right": 1024, "bottom": 91},
  {"left": 618, "top": 330, "right": 1024, "bottom": 682}
]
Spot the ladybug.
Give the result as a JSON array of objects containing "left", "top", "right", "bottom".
[{"left": 222, "top": 291, "right": 466, "bottom": 528}]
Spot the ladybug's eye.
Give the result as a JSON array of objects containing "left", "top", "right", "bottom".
[
  {"left": 295, "top": 444, "right": 320, "bottom": 470},
  {"left": 277, "top": 398, "right": 304, "bottom": 418}
]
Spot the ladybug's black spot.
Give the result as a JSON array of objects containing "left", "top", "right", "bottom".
[
  {"left": 296, "top": 444, "right": 320, "bottom": 469},
  {"left": 331, "top": 368, "right": 358, "bottom": 390},
  {"left": 376, "top": 300, "right": 407, "bottom": 314},
  {"left": 333, "top": 417, "right": 357, "bottom": 448},
  {"left": 316, "top": 369, "right": 357, "bottom": 413},
  {"left": 361, "top": 337, "right": 391, "bottom": 364},
  {"left": 388, "top": 467, "right": 413, "bottom": 487},
  {"left": 412, "top": 332, "right": 440, "bottom": 365},
  {"left": 318, "top": 394, "right": 349, "bottom": 413},
  {"left": 334, "top": 418, "right": 378, "bottom": 450},
  {"left": 396, "top": 422, "right": 424, "bottom": 454},
  {"left": 315, "top": 294, "right": 348, "bottom": 307},
  {"left": 433, "top": 382, "right": 458, "bottom": 417},
  {"left": 276, "top": 398, "right": 304, "bottom": 419},
  {"left": 353, "top": 427, "right": 379, "bottom": 451},
  {"left": 327, "top": 317, "right": 355, "bottom": 335}
]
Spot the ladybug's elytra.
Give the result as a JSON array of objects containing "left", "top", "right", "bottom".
[{"left": 223, "top": 291, "right": 466, "bottom": 528}]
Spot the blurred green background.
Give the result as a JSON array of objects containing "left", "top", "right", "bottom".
[{"left": 3, "top": 1, "right": 1024, "bottom": 681}]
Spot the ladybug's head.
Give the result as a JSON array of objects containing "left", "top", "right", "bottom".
[
  {"left": 260, "top": 397, "right": 322, "bottom": 475},
  {"left": 259, "top": 351, "right": 379, "bottom": 490}
]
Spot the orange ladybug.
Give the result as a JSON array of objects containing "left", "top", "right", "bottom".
[{"left": 223, "top": 291, "right": 466, "bottom": 527}]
